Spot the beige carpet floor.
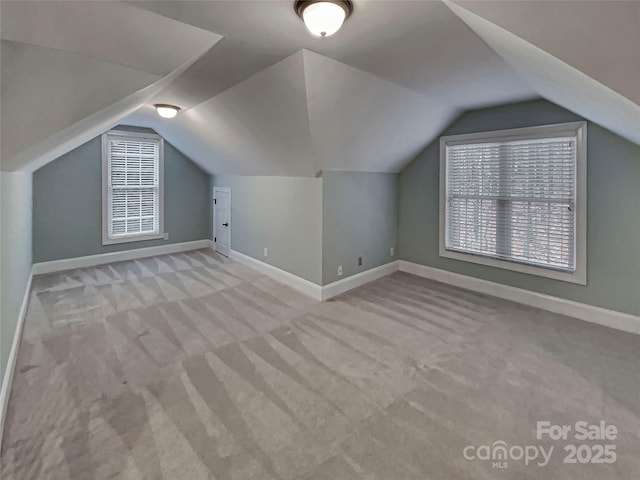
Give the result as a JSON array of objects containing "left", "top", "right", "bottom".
[{"left": 1, "top": 248, "right": 639, "bottom": 479}]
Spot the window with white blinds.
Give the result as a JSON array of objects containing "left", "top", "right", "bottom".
[
  {"left": 102, "top": 131, "right": 164, "bottom": 244},
  {"left": 439, "top": 122, "right": 587, "bottom": 284}
]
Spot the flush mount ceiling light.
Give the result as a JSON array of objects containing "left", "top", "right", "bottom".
[
  {"left": 155, "top": 104, "right": 180, "bottom": 119},
  {"left": 295, "top": 0, "right": 353, "bottom": 37}
]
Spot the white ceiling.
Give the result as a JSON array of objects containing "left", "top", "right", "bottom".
[
  {"left": 3, "top": 48, "right": 212, "bottom": 174},
  {"left": 120, "top": 0, "right": 538, "bottom": 175},
  {"left": 1, "top": 41, "right": 159, "bottom": 164},
  {"left": 302, "top": 50, "right": 455, "bottom": 173},
  {"left": 1, "top": 1, "right": 220, "bottom": 76},
  {"left": 1, "top": 0, "right": 638, "bottom": 175},
  {"left": 0, "top": 0, "right": 221, "bottom": 171},
  {"left": 125, "top": 51, "right": 317, "bottom": 176},
  {"left": 446, "top": 0, "right": 640, "bottom": 147},
  {"left": 127, "top": 0, "right": 535, "bottom": 111},
  {"left": 452, "top": 0, "right": 640, "bottom": 105},
  {"left": 123, "top": 49, "right": 458, "bottom": 176}
]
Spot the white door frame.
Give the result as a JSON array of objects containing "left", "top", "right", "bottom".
[{"left": 213, "top": 187, "right": 231, "bottom": 255}]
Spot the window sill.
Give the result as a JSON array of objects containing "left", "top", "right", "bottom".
[
  {"left": 439, "top": 247, "right": 587, "bottom": 285},
  {"left": 102, "top": 233, "right": 165, "bottom": 246}
]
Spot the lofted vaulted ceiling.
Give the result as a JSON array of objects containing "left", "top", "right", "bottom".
[
  {"left": 1, "top": 0, "right": 638, "bottom": 176},
  {"left": 0, "top": 0, "right": 221, "bottom": 172}
]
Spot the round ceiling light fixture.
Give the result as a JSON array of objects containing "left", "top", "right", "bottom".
[
  {"left": 295, "top": 0, "right": 353, "bottom": 37},
  {"left": 155, "top": 104, "right": 180, "bottom": 119}
]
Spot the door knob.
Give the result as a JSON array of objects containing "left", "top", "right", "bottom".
[{"left": 222, "top": 222, "right": 229, "bottom": 227}]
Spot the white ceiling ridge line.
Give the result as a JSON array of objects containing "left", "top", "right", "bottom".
[
  {"left": 443, "top": 0, "right": 640, "bottom": 147},
  {"left": 3, "top": 43, "right": 220, "bottom": 174},
  {"left": 176, "top": 52, "right": 299, "bottom": 116},
  {"left": 1, "top": 38, "right": 168, "bottom": 79},
  {"left": 176, "top": 49, "right": 311, "bottom": 116},
  {"left": 118, "top": 48, "right": 462, "bottom": 176},
  {"left": 301, "top": 48, "right": 457, "bottom": 172},
  {"left": 101, "top": 49, "right": 319, "bottom": 177},
  {"left": 300, "top": 52, "right": 326, "bottom": 177},
  {"left": 177, "top": 48, "right": 450, "bottom": 118},
  {"left": 300, "top": 49, "right": 448, "bottom": 105},
  {"left": 443, "top": 0, "right": 640, "bottom": 109}
]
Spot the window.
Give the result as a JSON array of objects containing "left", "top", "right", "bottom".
[
  {"left": 439, "top": 122, "right": 586, "bottom": 284},
  {"left": 102, "top": 130, "right": 164, "bottom": 245}
]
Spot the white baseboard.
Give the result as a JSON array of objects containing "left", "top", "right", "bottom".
[
  {"left": 399, "top": 260, "right": 640, "bottom": 336},
  {"left": 0, "top": 267, "right": 33, "bottom": 453},
  {"left": 32, "top": 240, "right": 212, "bottom": 275},
  {"left": 322, "top": 261, "right": 399, "bottom": 300},
  {"left": 229, "top": 250, "right": 400, "bottom": 302},
  {"left": 229, "top": 250, "right": 323, "bottom": 300}
]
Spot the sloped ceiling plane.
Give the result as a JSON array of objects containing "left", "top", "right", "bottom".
[{"left": 1, "top": 0, "right": 638, "bottom": 176}]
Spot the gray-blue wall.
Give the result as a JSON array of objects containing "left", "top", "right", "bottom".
[
  {"left": 33, "top": 126, "right": 211, "bottom": 263},
  {"left": 212, "top": 175, "right": 323, "bottom": 284},
  {"left": 322, "top": 171, "right": 398, "bottom": 285},
  {"left": 399, "top": 100, "right": 640, "bottom": 316},
  {"left": 213, "top": 172, "right": 398, "bottom": 286}
]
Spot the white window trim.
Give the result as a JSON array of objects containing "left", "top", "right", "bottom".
[
  {"left": 438, "top": 121, "right": 587, "bottom": 285},
  {"left": 102, "top": 130, "right": 165, "bottom": 245}
]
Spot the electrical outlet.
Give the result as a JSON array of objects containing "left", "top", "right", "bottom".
[
  {"left": 338, "top": 265, "right": 343, "bottom": 276},
  {"left": 163, "top": 233, "right": 169, "bottom": 240},
  {"left": 264, "top": 248, "right": 268, "bottom": 257},
  {"left": 358, "top": 256, "right": 363, "bottom": 266},
  {"left": 390, "top": 247, "right": 395, "bottom": 256}
]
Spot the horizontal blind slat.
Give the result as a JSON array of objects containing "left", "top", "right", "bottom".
[
  {"left": 445, "top": 135, "right": 576, "bottom": 271},
  {"left": 107, "top": 134, "right": 160, "bottom": 238}
]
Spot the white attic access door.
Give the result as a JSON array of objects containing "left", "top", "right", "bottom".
[{"left": 213, "top": 187, "right": 231, "bottom": 257}]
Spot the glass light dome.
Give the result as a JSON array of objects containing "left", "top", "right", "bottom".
[
  {"left": 155, "top": 105, "right": 180, "bottom": 119},
  {"left": 295, "top": 1, "right": 353, "bottom": 38},
  {"left": 302, "top": 1, "right": 347, "bottom": 37}
]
